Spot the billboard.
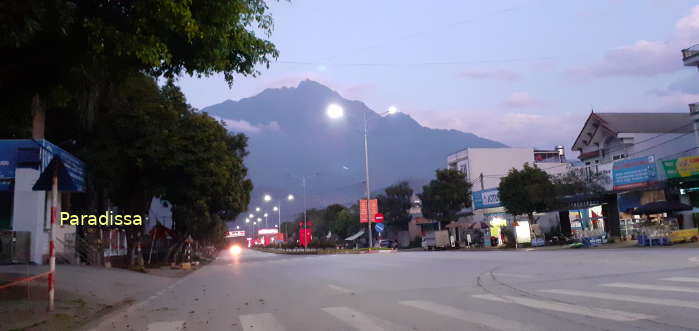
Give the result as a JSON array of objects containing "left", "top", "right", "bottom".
[
  {"left": 359, "top": 199, "right": 378, "bottom": 223},
  {"left": 612, "top": 155, "right": 657, "bottom": 191},
  {"left": 662, "top": 155, "right": 699, "bottom": 179},
  {"left": 472, "top": 188, "right": 501, "bottom": 210}
]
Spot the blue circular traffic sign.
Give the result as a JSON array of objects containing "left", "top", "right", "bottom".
[{"left": 375, "top": 223, "right": 385, "bottom": 232}]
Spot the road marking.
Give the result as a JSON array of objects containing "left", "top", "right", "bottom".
[
  {"left": 327, "top": 284, "right": 354, "bottom": 294},
  {"left": 322, "top": 306, "right": 404, "bottom": 331},
  {"left": 147, "top": 321, "right": 184, "bottom": 331},
  {"left": 542, "top": 289, "right": 699, "bottom": 309},
  {"left": 689, "top": 257, "right": 699, "bottom": 263},
  {"left": 400, "top": 300, "right": 529, "bottom": 331},
  {"left": 663, "top": 277, "right": 699, "bottom": 283},
  {"left": 472, "top": 294, "right": 654, "bottom": 321},
  {"left": 494, "top": 273, "right": 533, "bottom": 279},
  {"left": 601, "top": 282, "right": 699, "bottom": 293},
  {"left": 240, "top": 313, "right": 285, "bottom": 331}
]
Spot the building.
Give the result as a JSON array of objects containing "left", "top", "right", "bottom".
[
  {"left": 569, "top": 111, "right": 699, "bottom": 236},
  {"left": 0, "top": 139, "right": 85, "bottom": 264},
  {"left": 446, "top": 147, "right": 570, "bottom": 246}
]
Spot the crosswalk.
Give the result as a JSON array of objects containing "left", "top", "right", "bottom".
[{"left": 142, "top": 276, "right": 699, "bottom": 331}]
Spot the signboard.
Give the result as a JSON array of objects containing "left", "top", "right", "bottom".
[
  {"left": 374, "top": 213, "right": 384, "bottom": 223},
  {"left": 613, "top": 155, "right": 657, "bottom": 191},
  {"left": 258, "top": 228, "right": 278, "bottom": 235},
  {"left": 226, "top": 230, "right": 245, "bottom": 238},
  {"left": 359, "top": 199, "right": 378, "bottom": 223},
  {"left": 375, "top": 223, "right": 385, "bottom": 233},
  {"left": 472, "top": 188, "right": 501, "bottom": 210},
  {"left": 0, "top": 140, "right": 85, "bottom": 192},
  {"left": 662, "top": 155, "right": 699, "bottom": 179}
]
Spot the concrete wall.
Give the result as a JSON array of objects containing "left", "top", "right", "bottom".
[{"left": 10, "top": 167, "right": 74, "bottom": 264}]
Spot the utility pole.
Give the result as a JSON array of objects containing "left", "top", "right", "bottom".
[
  {"left": 48, "top": 167, "right": 57, "bottom": 312},
  {"left": 480, "top": 173, "right": 484, "bottom": 191},
  {"left": 363, "top": 110, "right": 374, "bottom": 250}
]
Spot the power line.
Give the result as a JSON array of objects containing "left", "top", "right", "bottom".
[{"left": 277, "top": 56, "right": 556, "bottom": 67}]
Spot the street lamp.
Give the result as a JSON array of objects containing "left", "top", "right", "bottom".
[
  {"left": 255, "top": 207, "right": 261, "bottom": 212},
  {"left": 264, "top": 213, "right": 269, "bottom": 227},
  {"left": 264, "top": 194, "right": 295, "bottom": 239},
  {"left": 327, "top": 104, "right": 397, "bottom": 249}
]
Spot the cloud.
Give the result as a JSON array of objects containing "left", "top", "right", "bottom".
[
  {"left": 567, "top": 5, "right": 699, "bottom": 78},
  {"left": 501, "top": 92, "right": 548, "bottom": 108},
  {"left": 460, "top": 68, "right": 521, "bottom": 81},
  {"left": 213, "top": 116, "right": 281, "bottom": 134},
  {"left": 417, "top": 109, "right": 586, "bottom": 150}
]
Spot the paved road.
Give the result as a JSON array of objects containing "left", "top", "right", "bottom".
[{"left": 86, "top": 248, "right": 699, "bottom": 331}]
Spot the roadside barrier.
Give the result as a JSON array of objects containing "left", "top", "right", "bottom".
[{"left": 0, "top": 272, "right": 50, "bottom": 290}]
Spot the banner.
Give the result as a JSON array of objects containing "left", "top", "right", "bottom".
[
  {"left": 359, "top": 199, "right": 378, "bottom": 223},
  {"left": 662, "top": 155, "right": 699, "bottom": 179},
  {"left": 472, "top": 188, "right": 501, "bottom": 210},
  {"left": 612, "top": 155, "right": 657, "bottom": 191}
]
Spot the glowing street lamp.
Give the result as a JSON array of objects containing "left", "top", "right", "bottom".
[
  {"left": 263, "top": 193, "right": 296, "bottom": 237},
  {"left": 327, "top": 104, "right": 397, "bottom": 249}
]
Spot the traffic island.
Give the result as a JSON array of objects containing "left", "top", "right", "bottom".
[{"left": 253, "top": 247, "right": 397, "bottom": 255}]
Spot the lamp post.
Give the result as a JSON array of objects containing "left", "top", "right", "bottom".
[
  {"left": 327, "top": 104, "right": 397, "bottom": 249},
  {"left": 264, "top": 193, "right": 294, "bottom": 239}
]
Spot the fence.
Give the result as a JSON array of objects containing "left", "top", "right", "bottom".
[{"left": 0, "top": 231, "right": 31, "bottom": 264}]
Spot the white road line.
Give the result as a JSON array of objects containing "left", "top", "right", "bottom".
[
  {"left": 494, "top": 273, "right": 533, "bottom": 279},
  {"left": 240, "top": 313, "right": 285, "bottom": 331},
  {"left": 472, "top": 294, "right": 654, "bottom": 321},
  {"left": 322, "top": 306, "right": 405, "bottom": 331},
  {"left": 147, "top": 320, "right": 185, "bottom": 331},
  {"left": 690, "top": 257, "right": 699, "bottom": 263},
  {"left": 542, "top": 289, "right": 699, "bottom": 309},
  {"left": 400, "top": 300, "right": 529, "bottom": 331},
  {"left": 601, "top": 282, "right": 699, "bottom": 293},
  {"left": 663, "top": 277, "right": 699, "bottom": 283},
  {"left": 327, "top": 284, "right": 354, "bottom": 294}
]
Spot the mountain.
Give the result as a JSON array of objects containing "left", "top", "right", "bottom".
[{"left": 201, "top": 80, "right": 506, "bottom": 221}]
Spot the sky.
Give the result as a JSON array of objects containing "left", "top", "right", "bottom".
[{"left": 177, "top": 0, "right": 699, "bottom": 151}]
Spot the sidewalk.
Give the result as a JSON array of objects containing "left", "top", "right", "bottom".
[{"left": 0, "top": 264, "right": 189, "bottom": 330}]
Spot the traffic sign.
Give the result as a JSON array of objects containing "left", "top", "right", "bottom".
[
  {"left": 375, "top": 223, "right": 385, "bottom": 233},
  {"left": 374, "top": 213, "right": 384, "bottom": 223}
]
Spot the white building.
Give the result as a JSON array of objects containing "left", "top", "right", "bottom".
[
  {"left": 446, "top": 146, "right": 570, "bottom": 245},
  {"left": 0, "top": 140, "right": 85, "bottom": 264}
]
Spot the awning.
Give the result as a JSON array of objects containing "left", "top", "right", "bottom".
[
  {"left": 628, "top": 201, "right": 693, "bottom": 215},
  {"left": 345, "top": 230, "right": 365, "bottom": 241}
]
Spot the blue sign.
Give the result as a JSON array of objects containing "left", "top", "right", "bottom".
[
  {"left": 613, "top": 156, "right": 657, "bottom": 191},
  {"left": 472, "top": 188, "right": 501, "bottom": 210},
  {"left": 0, "top": 140, "right": 85, "bottom": 192},
  {"left": 375, "top": 223, "right": 385, "bottom": 233}
]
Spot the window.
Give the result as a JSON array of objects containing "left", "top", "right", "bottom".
[{"left": 612, "top": 154, "right": 626, "bottom": 160}]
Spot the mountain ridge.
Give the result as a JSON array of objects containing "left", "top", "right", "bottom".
[{"left": 201, "top": 80, "right": 506, "bottom": 221}]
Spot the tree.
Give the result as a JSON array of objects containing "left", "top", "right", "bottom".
[
  {"left": 552, "top": 169, "right": 607, "bottom": 198},
  {"left": 418, "top": 169, "right": 472, "bottom": 228},
  {"left": 377, "top": 181, "right": 413, "bottom": 233},
  {"left": 1, "top": 0, "right": 279, "bottom": 134},
  {"left": 330, "top": 207, "right": 361, "bottom": 240},
  {"left": 83, "top": 74, "right": 252, "bottom": 251},
  {"left": 498, "top": 163, "right": 556, "bottom": 225}
]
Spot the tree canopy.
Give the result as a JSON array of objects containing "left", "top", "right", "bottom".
[
  {"left": 1, "top": 0, "right": 279, "bottom": 133},
  {"left": 419, "top": 169, "right": 472, "bottom": 227},
  {"left": 377, "top": 181, "right": 413, "bottom": 232},
  {"left": 83, "top": 74, "right": 252, "bottom": 241},
  {"left": 498, "top": 163, "right": 555, "bottom": 224}
]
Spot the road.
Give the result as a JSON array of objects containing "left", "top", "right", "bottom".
[{"left": 86, "top": 248, "right": 699, "bottom": 331}]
